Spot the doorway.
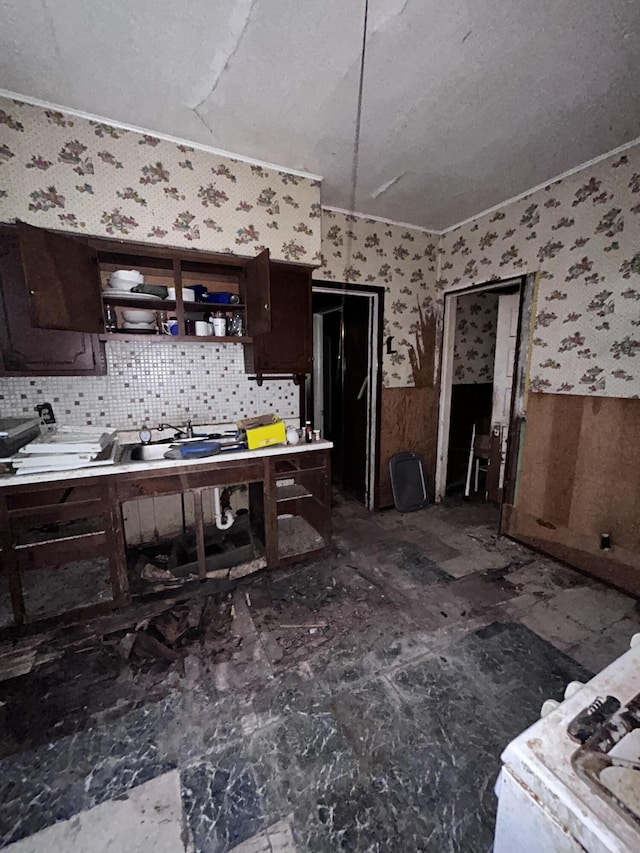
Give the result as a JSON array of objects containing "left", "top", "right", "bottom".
[
  {"left": 310, "top": 285, "right": 382, "bottom": 510},
  {"left": 435, "top": 275, "right": 535, "bottom": 511}
]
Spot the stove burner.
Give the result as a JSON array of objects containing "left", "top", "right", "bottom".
[
  {"left": 572, "top": 692, "right": 640, "bottom": 828},
  {"left": 567, "top": 694, "right": 622, "bottom": 744}
]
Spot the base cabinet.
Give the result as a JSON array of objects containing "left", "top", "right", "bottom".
[
  {"left": 0, "top": 448, "right": 331, "bottom": 631},
  {"left": 0, "top": 479, "right": 127, "bottom": 626}
]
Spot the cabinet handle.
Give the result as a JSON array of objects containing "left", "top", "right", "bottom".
[
  {"left": 29, "top": 290, "right": 36, "bottom": 295},
  {"left": 264, "top": 303, "right": 268, "bottom": 310}
]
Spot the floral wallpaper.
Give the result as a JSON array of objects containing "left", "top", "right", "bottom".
[
  {"left": 315, "top": 209, "right": 440, "bottom": 388},
  {"left": 2, "top": 94, "right": 638, "bottom": 401},
  {"left": 439, "top": 145, "right": 640, "bottom": 398},
  {"left": 452, "top": 292, "right": 498, "bottom": 384},
  {"left": 0, "top": 97, "right": 321, "bottom": 263}
]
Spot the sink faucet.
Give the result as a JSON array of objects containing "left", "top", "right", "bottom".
[{"left": 157, "top": 420, "right": 194, "bottom": 439}]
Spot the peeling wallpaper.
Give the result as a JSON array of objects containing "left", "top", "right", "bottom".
[
  {"left": 452, "top": 292, "right": 498, "bottom": 385},
  {"left": 439, "top": 145, "right": 640, "bottom": 398},
  {"left": 315, "top": 209, "right": 440, "bottom": 388},
  {"left": 0, "top": 97, "right": 321, "bottom": 262}
]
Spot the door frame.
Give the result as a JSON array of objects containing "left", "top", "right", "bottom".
[
  {"left": 311, "top": 282, "right": 384, "bottom": 510},
  {"left": 434, "top": 274, "right": 536, "bottom": 511}
]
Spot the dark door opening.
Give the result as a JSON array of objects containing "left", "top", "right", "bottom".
[
  {"left": 311, "top": 288, "right": 380, "bottom": 507},
  {"left": 442, "top": 280, "right": 523, "bottom": 505}
]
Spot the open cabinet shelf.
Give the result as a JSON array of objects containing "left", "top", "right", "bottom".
[
  {"left": 99, "top": 334, "right": 252, "bottom": 343},
  {"left": 275, "top": 482, "right": 313, "bottom": 502},
  {"left": 102, "top": 295, "right": 247, "bottom": 311}
]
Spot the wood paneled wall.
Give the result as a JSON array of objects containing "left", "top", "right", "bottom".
[
  {"left": 377, "top": 386, "right": 440, "bottom": 508},
  {"left": 503, "top": 393, "right": 640, "bottom": 595}
]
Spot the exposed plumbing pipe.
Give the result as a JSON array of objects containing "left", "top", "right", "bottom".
[{"left": 213, "top": 487, "right": 234, "bottom": 530}]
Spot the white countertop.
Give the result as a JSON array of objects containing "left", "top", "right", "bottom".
[{"left": 0, "top": 439, "right": 333, "bottom": 488}]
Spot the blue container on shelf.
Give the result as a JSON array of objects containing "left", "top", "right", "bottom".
[
  {"left": 205, "top": 292, "right": 231, "bottom": 304},
  {"left": 186, "top": 284, "right": 209, "bottom": 301}
]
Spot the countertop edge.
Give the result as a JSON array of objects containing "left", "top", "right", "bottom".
[{"left": 0, "top": 440, "right": 333, "bottom": 489}]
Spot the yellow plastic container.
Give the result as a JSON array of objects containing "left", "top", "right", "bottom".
[{"left": 241, "top": 417, "right": 286, "bottom": 450}]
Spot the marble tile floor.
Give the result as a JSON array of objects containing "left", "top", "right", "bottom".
[{"left": 0, "top": 493, "right": 639, "bottom": 852}]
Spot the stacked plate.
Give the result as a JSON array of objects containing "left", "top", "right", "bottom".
[{"left": 122, "top": 309, "right": 157, "bottom": 333}]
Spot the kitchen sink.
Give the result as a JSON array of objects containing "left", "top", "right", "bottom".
[
  {"left": 122, "top": 434, "right": 245, "bottom": 463},
  {"left": 123, "top": 443, "right": 175, "bottom": 462}
]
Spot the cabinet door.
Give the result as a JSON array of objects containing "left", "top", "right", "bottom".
[
  {"left": 252, "top": 264, "right": 312, "bottom": 373},
  {"left": 17, "top": 221, "right": 104, "bottom": 333},
  {"left": 0, "top": 227, "right": 106, "bottom": 375},
  {"left": 243, "top": 249, "right": 271, "bottom": 336}
]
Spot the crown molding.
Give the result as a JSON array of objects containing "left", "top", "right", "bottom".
[
  {"left": 441, "top": 135, "right": 640, "bottom": 234},
  {"left": 322, "top": 205, "right": 440, "bottom": 235},
  {"left": 0, "top": 89, "right": 324, "bottom": 182}
]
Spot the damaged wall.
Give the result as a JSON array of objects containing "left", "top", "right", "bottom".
[
  {"left": 316, "top": 209, "right": 440, "bottom": 388},
  {"left": 315, "top": 209, "right": 441, "bottom": 506},
  {"left": 502, "top": 392, "right": 640, "bottom": 595},
  {"left": 439, "top": 144, "right": 640, "bottom": 583}
]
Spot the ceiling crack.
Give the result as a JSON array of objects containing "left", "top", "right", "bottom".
[
  {"left": 369, "top": 0, "right": 410, "bottom": 36},
  {"left": 40, "top": 0, "right": 64, "bottom": 68},
  {"left": 371, "top": 172, "right": 407, "bottom": 199},
  {"left": 192, "top": 0, "right": 258, "bottom": 134}
]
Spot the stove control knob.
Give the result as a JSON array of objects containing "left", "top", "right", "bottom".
[
  {"left": 564, "top": 681, "right": 585, "bottom": 700},
  {"left": 541, "top": 699, "right": 560, "bottom": 718}
]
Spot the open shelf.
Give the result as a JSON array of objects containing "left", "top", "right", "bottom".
[
  {"left": 102, "top": 294, "right": 246, "bottom": 311},
  {"left": 275, "top": 482, "right": 313, "bottom": 502},
  {"left": 102, "top": 295, "right": 177, "bottom": 311},
  {"left": 277, "top": 515, "right": 325, "bottom": 560},
  {"left": 100, "top": 333, "right": 252, "bottom": 343}
]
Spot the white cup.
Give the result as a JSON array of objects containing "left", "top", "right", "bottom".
[
  {"left": 195, "top": 320, "right": 211, "bottom": 336},
  {"left": 162, "top": 318, "right": 179, "bottom": 335},
  {"left": 212, "top": 318, "right": 226, "bottom": 336}
]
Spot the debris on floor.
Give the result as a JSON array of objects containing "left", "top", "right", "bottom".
[{"left": 0, "top": 494, "right": 639, "bottom": 852}]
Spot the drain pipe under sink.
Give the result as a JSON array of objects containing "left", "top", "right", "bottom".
[{"left": 213, "top": 487, "right": 234, "bottom": 530}]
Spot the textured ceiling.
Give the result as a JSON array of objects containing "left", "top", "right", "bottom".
[{"left": 1, "top": 0, "right": 640, "bottom": 229}]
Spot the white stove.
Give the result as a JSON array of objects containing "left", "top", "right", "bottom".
[{"left": 494, "top": 638, "right": 640, "bottom": 852}]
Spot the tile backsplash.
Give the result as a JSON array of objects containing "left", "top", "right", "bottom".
[{"left": 0, "top": 341, "right": 299, "bottom": 430}]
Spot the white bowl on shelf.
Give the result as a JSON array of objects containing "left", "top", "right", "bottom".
[
  {"left": 122, "top": 309, "right": 156, "bottom": 324},
  {"left": 109, "top": 270, "right": 144, "bottom": 290},
  {"left": 167, "top": 287, "right": 195, "bottom": 302}
]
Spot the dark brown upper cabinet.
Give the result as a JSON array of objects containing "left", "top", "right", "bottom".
[
  {"left": 244, "top": 263, "right": 312, "bottom": 377},
  {"left": 0, "top": 226, "right": 106, "bottom": 376},
  {"left": 18, "top": 221, "right": 104, "bottom": 333},
  {"left": 2, "top": 222, "right": 281, "bottom": 369},
  {"left": 241, "top": 249, "right": 271, "bottom": 336}
]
